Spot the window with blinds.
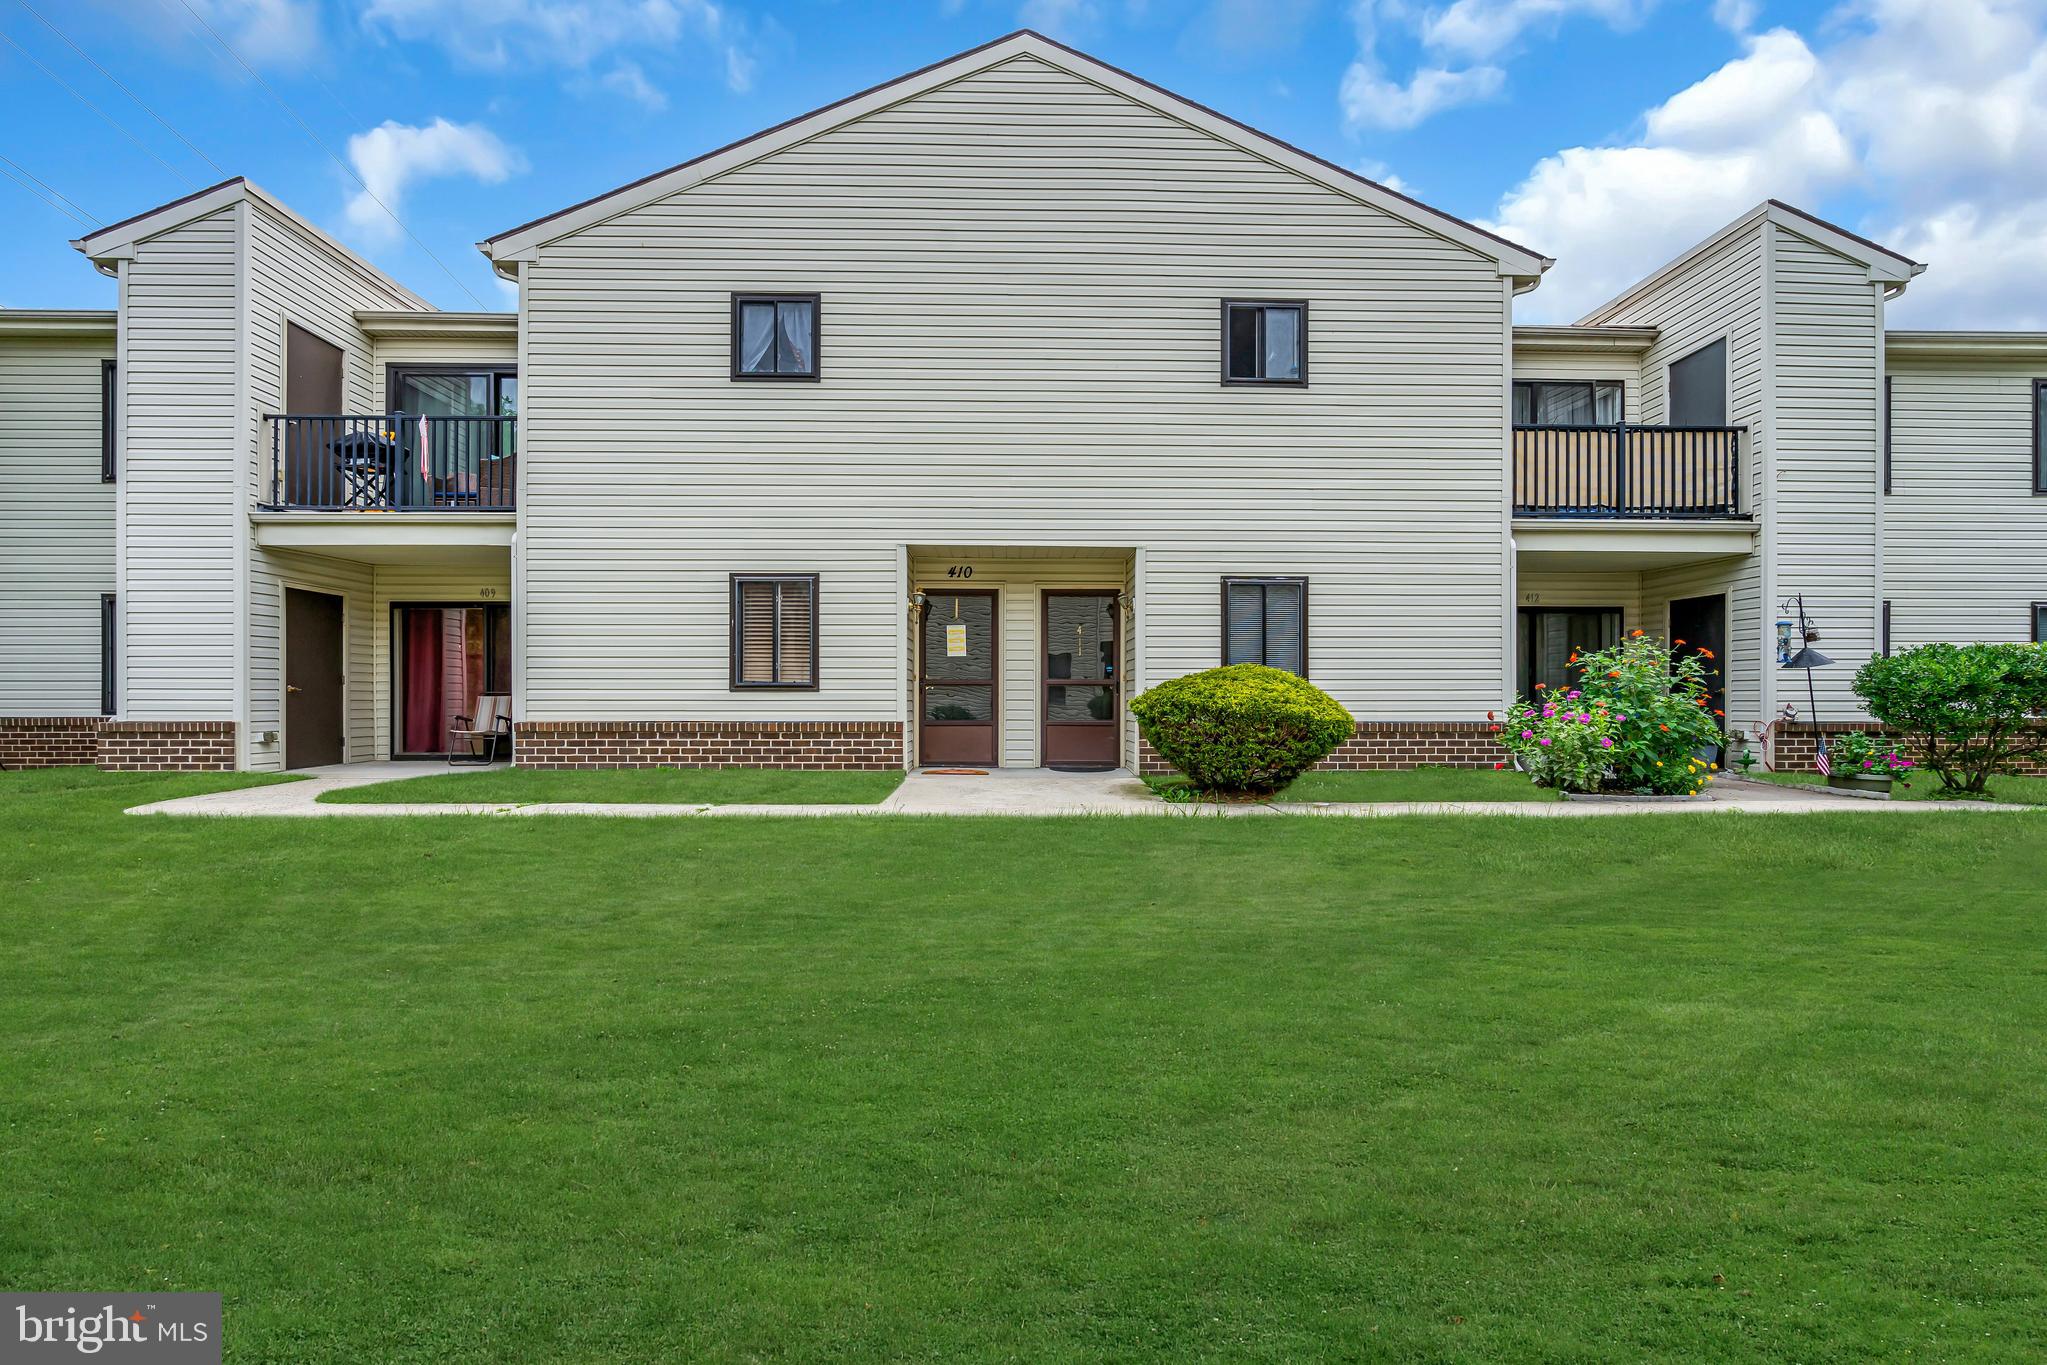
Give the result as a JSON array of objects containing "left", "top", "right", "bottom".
[
  {"left": 730, "top": 575, "right": 818, "bottom": 688},
  {"left": 1222, "top": 577, "right": 1307, "bottom": 676}
]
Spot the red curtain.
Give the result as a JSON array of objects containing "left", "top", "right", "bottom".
[{"left": 402, "top": 610, "right": 444, "bottom": 753}]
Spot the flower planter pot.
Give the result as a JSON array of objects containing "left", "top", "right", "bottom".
[{"left": 1826, "top": 773, "right": 1894, "bottom": 798}]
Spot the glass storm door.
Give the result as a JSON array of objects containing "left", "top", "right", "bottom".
[
  {"left": 920, "top": 591, "right": 998, "bottom": 766},
  {"left": 1042, "top": 591, "right": 1120, "bottom": 771}
]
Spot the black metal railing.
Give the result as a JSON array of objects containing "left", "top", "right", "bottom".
[
  {"left": 1514, "top": 424, "right": 1744, "bottom": 518},
  {"left": 262, "top": 413, "right": 516, "bottom": 511}
]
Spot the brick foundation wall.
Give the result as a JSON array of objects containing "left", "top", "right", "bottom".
[
  {"left": 513, "top": 720, "right": 906, "bottom": 769},
  {"left": 0, "top": 717, "right": 106, "bottom": 769},
  {"left": 95, "top": 720, "right": 237, "bottom": 772},
  {"left": 1770, "top": 721, "right": 2047, "bottom": 776},
  {"left": 1137, "top": 721, "right": 1502, "bottom": 776}
]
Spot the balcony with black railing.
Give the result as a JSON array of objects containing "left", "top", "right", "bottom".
[
  {"left": 1514, "top": 424, "right": 1745, "bottom": 519},
  {"left": 262, "top": 413, "right": 515, "bottom": 512}
]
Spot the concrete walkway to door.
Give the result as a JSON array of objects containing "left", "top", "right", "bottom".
[{"left": 123, "top": 762, "right": 2039, "bottom": 819}]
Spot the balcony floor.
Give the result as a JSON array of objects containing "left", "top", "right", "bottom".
[
  {"left": 251, "top": 510, "right": 514, "bottom": 564},
  {"left": 1513, "top": 517, "right": 1757, "bottom": 571}
]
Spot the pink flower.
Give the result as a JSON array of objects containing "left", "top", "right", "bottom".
[
  {"left": 1538, "top": 737, "right": 1552, "bottom": 746},
  {"left": 1600, "top": 737, "right": 1615, "bottom": 748},
  {"left": 1520, "top": 729, "right": 1533, "bottom": 739},
  {"left": 1567, "top": 690, "right": 1582, "bottom": 699}
]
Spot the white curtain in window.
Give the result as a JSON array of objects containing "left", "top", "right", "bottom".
[
  {"left": 776, "top": 301, "right": 813, "bottom": 374},
  {"left": 740, "top": 302, "right": 777, "bottom": 373}
]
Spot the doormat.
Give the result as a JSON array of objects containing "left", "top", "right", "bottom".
[{"left": 923, "top": 769, "right": 990, "bottom": 776}]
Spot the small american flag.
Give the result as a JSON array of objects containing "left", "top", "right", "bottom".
[{"left": 1814, "top": 736, "right": 1832, "bottom": 777}]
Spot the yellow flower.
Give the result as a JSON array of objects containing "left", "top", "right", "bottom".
[
  {"left": 1655, "top": 761, "right": 1664, "bottom": 767},
  {"left": 1710, "top": 763, "right": 1719, "bottom": 770}
]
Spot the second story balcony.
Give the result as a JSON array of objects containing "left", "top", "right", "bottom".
[
  {"left": 1514, "top": 423, "right": 1746, "bottom": 520},
  {"left": 262, "top": 414, "right": 516, "bottom": 513}
]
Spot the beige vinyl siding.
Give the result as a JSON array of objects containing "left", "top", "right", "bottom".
[
  {"left": 1884, "top": 355, "right": 2047, "bottom": 647},
  {"left": 1516, "top": 570, "right": 1647, "bottom": 633},
  {"left": 908, "top": 550, "right": 1131, "bottom": 767},
  {"left": 370, "top": 334, "right": 518, "bottom": 381},
  {"left": 1583, "top": 224, "right": 1767, "bottom": 728},
  {"left": 519, "top": 54, "right": 1511, "bottom": 730},
  {"left": 120, "top": 207, "right": 240, "bottom": 718},
  {"left": 0, "top": 334, "right": 116, "bottom": 713},
  {"left": 246, "top": 549, "right": 374, "bottom": 769},
  {"left": 1510, "top": 348, "right": 1642, "bottom": 421},
  {"left": 1767, "top": 224, "right": 1883, "bottom": 717}
]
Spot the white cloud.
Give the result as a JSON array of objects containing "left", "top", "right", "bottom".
[
  {"left": 361, "top": 0, "right": 757, "bottom": 93},
  {"left": 1342, "top": 1, "right": 1506, "bottom": 129},
  {"left": 344, "top": 118, "right": 525, "bottom": 244},
  {"left": 1488, "top": 0, "right": 2047, "bottom": 326},
  {"left": 598, "top": 60, "right": 667, "bottom": 110},
  {"left": 184, "top": 0, "right": 320, "bottom": 65},
  {"left": 1421, "top": 0, "right": 1652, "bottom": 62},
  {"left": 1342, "top": 60, "right": 1504, "bottom": 128},
  {"left": 1711, "top": 0, "right": 1759, "bottom": 32}
]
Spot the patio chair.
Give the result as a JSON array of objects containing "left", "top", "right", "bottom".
[{"left": 449, "top": 694, "right": 512, "bottom": 766}]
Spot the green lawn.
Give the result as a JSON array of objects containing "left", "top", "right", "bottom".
[
  {"left": 1745, "top": 768, "right": 2047, "bottom": 805},
  {"left": 1146, "top": 764, "right": 1560, "bottom": 803},
  {"left": 320, "top": 764, "right": 906, "bottom": 805},
  {"left": 6, "top": 767, "right": 2047, "bottom": 1360}
]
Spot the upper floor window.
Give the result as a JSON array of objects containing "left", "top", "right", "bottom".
[
  {"left": 731, "top": 574, "right": 819, "bottom": 689},
  {"left": 1222, "top": 576, "right": 1307, "bottom": 676},
  {"left": 1669, "top": 338, "right": 1728, "bottom": 426},
  {"left": 2033, "top": 379, "right": 2046, "bottom": 494},
  {"left": 100, "top": 360, "right": 116, "bottom": 483},
  {"left": 733, "top": 294, "right": 819, "bottom": 380},
  {"left": 2034, "top": 601, "right": 2046, "bottom": 643},
  {"left": 1514, "top": 379, "right": 1622, "bottom": 426},
  {"left": 1222, "top": 301, "right": 1306, "bottom": 385}
]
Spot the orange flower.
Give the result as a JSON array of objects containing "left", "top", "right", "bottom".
[
  {"left": 1632, "top": 629, "right": 1645, "bottom": 637},
  {"left": 1699, "top": 648, "right": 1716, "bottom": 659},
  {"left": 1714, "top": 709, "right": 1725, "bottom": 716},
  {"left": 1534, "top": 683, "right": 1546, "bottom": 690},
  {"left": 1606, "top": 670, "right": 1620, "bottom": 678},
  {"left": 1674, "top": 638, "right": 1687, "bottom": 646},
  {"left": 1568, "top": 653, "right": 1579, "bottom": 664},
  {"left": 1659, "top": 723, "right": 1670, "bottom": 731}
]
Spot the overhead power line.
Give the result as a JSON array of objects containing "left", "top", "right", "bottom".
[
  {"left": 0, "top": 150, "right": 100, "bottom": 225},
  {"left": 168, "top": 0, "right": 490, "bottom": 309},
  {"left": 0, "top": 27, "right": 196, "bottom": 188},
  {"left": 16, "top": 0, "right": 228, "bottom": 177}
]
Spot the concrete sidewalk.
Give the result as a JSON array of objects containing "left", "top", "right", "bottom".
[{"left": 123, "top": 764, "right": 2035, "bottom": 819}]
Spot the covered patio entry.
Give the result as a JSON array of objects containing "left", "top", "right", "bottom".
[{"left": 907, "top": 546, "right": 1136, "bottom": 770}]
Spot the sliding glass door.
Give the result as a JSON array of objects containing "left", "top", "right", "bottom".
[{"left": 393, "top": 604, "right": 510, "bottom": 757}]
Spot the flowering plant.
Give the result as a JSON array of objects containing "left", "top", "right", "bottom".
[
  {"left": 1572, "top": 631, "right": 1726, "bottom": 795},
  {"left": 1495, "top": 691, "right": 1618, "bottom": 793},
  {"left": 1829, "top": 730, "right": 1915, "bottom": 783}
]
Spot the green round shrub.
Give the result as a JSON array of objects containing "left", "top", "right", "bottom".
[{"left": 1130, "top": 665, "right": 1355, "bottom": 794}]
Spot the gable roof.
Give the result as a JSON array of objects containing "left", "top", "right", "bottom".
[
  {"left": 479, "top": 30, "right": 1552, "bottom": 279},
  {"left": 1579, "top": 200, "right": 1924, "bottom": 324},
  {"left": 71, "top": 177, "right": 431, "bottom": 309}
]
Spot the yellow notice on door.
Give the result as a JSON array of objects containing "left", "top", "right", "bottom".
[{"left": 945, "top": 622, "right": 968, "bottom": 657}]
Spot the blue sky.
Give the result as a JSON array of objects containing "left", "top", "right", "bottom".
[{"left": 3, "top": 1, "right": 2042, "bottom": 324}]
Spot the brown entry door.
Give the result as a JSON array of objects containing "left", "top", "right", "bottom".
[
  {"left": 1042, "top": 591, "right": 1119, "bottom": 771},
  {"left": 285, "top": 588, "right": 345, "bottom": 769},
  {"left": 920, "top": 590, "right": 997, "bottom": 766}
]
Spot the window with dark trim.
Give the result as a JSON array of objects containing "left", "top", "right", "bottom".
[
  {"left": 732, "top": 294, "right": 820, "bottom": 380},
  {"left": 1882, "top": 375, "right": 1893, "bottom": 495},
  {"left": 1222, "top": 577, "right": 1307, "bottom": 675},
  {"left": 1514, "top": 379, "right": 1623, "bottom": 425},
  {"left": 1222, "top": 301, "right": 1307, "bottom": 385},
  {"left": 1882, "top": 599, "right": 1893, "bottom": 656},
  {"left": 1669, "top": 337, "right": 1728, "bottom": 426},
  {"left": 731, "top": 574, "right": 819, "bottom": 688},
  {"left": 2033, "top": 601, "right": 2046, "bottom": 644},
  {"left": 2034, "top": 379, "right": 2046, "bottom": 495},
  {"left": 100, "top": 593, "right": 116, "bottom": 716},
  {"left": 1517, "top": 606, "right": 1623, "bottom": 699},
  {"left": 100, "top": 359, "right": 116, "bottom": 482}
]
